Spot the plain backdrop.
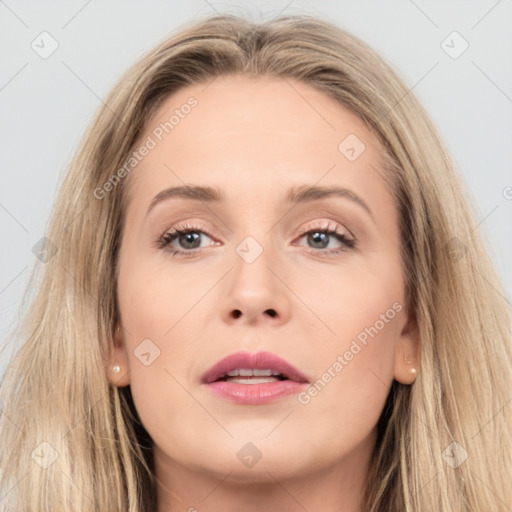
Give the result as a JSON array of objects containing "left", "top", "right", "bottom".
[{"left": 1, "top": 0, "right": 511, "bottom": 379}]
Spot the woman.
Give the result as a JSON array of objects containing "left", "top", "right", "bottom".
[{"left": 1, "top": 13, "right": 510, "bottom": 512}]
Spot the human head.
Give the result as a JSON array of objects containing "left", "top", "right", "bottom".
[{"left": 1, "top": 14, "right": 510, "bottom": 512}]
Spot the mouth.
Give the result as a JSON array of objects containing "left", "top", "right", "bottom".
[{"left": 201, "top": 351, "right": 309, "bottom": 405}]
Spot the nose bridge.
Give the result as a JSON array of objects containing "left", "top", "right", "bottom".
[{"left": 232, "top": 232, "right": 276, "bottom": 298}]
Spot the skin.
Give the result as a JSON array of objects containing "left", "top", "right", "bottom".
[{"left": 108, "top": 75, "right": 419, "bottom": 512}]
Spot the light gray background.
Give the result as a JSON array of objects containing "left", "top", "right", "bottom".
[{"left": 1, "top": 0, "right": 511, "bottom": 379}]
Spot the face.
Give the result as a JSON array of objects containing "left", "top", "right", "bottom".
[{"left": 109, "top": 75, "right": 418, "bottom": 486}]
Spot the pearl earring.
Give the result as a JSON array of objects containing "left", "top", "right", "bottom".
[
  {"left": 112, "top": 364, "right": 121, "bottom": 373},
  {"left": 409, "top": 367, "right": 417, "bottom": 375}
]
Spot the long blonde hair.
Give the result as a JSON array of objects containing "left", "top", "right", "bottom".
[{"left": 1, "top": 14, "right": 511, "bottom": 512}]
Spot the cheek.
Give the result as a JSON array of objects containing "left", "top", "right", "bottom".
[
  {"left": 293, "top": 254, "right": 403, "bottom": 349},
  {"left": 291, "top": 262, "right": 401, "bottom": 425},
  {"left": 115, "top": 253, "right": 220, "bottom": 430},
  {"left": 117, "top": 251, "right": 217, "bottom": 339},
  {"left": 291, "top": 331, "right": 397, "bottom": 461}
]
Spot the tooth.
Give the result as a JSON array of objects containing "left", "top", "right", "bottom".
[
  {"left": 252, "top": 369, "right": 273, "bottom": 376},
  {"left": 228, "top": 377, "right": 279, "bottom": 384},
  {"left": 222, "top": 369, "right": 284, "bottom": 379}
]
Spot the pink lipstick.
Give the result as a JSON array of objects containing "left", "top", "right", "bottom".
[{"left": 201, "top": 351, "right": 309, "bottom": 405}]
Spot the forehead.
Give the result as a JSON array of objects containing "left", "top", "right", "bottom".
[{"left": 123, "top": 74, "right": 393, "bottom": 219}]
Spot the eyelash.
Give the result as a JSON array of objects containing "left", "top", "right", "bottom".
[{"left": 156, "top": 221, "right": 356, "bottom": 258}]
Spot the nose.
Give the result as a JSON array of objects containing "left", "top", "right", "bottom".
[{"left": 220, "top": 239, "right": 292, "bottom": 327}]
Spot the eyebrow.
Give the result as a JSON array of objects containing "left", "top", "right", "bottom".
[
  {"left": 146, "top": 184, "right": 373, "bottom": 219},
  {"left": 286, "top": 185, "right": 373, "bottom": 219}
]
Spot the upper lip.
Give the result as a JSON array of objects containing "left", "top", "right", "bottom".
[{"left": 201, "top": 351, "right": 309, "bottom": 384}]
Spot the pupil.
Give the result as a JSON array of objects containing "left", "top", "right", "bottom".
[
  {"left": 180, "top": 232, "right": 200, "bottom": 249},
  {"left": 308, "top": 231, "right": 328, "bottom": 249}
]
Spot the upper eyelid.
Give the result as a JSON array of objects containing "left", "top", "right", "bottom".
[
  {"left": 297, "top": 220, "right": 349, "bottom": 233},
  {"left": 153, "top": 201, "right": 366, "bottom": 234}
]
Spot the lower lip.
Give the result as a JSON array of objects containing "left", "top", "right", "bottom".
[{"left": 204, "top": 380, "right": 308, "bottom": 405}]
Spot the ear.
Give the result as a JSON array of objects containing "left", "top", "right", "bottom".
[
  {"left": 106, "top": 325, "right": 131, "bottom": 387},
  {"left": 393, "top": 308, "right": 419, "bottom": 385}
]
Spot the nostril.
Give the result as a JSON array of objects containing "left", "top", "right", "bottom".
[{"left": 231, "top": 309, "right": 276, "bottom": 319}]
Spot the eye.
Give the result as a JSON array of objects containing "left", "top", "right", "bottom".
[
  {"left": 294, "top": 221, "right": 356, "bottom": 255},
  {"left": 156, "top": 221, "right": 356, "bottom": 258},
  {"left": 157, "top": 223, "right": 216, "bottom": 257}
]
